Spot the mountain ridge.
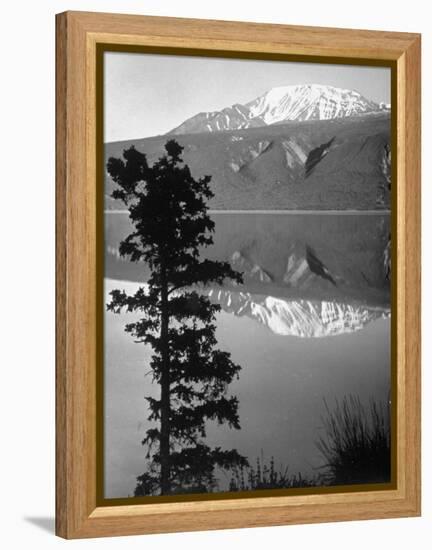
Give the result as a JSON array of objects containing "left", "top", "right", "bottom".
[
  {"left": 169, "top": 84, "right": 390, "bottom": 135},
  {"left": 105, "top": 112, "right": 391, "bottom": 210},
  {"left": 208, "top": 288, "right": 389, "bottom": 338}
]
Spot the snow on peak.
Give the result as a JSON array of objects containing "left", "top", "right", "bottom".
[
  {"left": 208, "top": 288, "right": 389, "bottom": 338},
  {"left": 169, "top": 84, "right": 384, "bottom": 134},
  {"left": 246, "top": 84, "right": 377, "bottom": 125}
]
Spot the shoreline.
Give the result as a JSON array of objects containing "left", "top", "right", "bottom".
[{"left": 105, "top": 209, "right": 391, "bottom": 215}]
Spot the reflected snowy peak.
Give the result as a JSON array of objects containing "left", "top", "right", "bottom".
[{"left": 208, "top": 288, "right": 389, "bottom": 338}]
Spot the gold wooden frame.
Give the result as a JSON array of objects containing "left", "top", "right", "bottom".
[{"left": 56, "top": 11, "right": 421, "bottom": 539}]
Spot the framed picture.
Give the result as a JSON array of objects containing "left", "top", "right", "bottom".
[{"left": 56, "top": 11, "right": 421, "bottom": 539}]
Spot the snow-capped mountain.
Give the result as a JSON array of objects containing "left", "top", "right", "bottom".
[
  {"left": 169, "top": 84, "right": 387, "bottom": 135},
  {"left": 106, "top": 102, "right": 391, "bottom": 210},
  {"left": 207, "top": 288, "right": 389, "bottom": 338},
  {"left": 104, "top": 277, "right": 388, "bottom": 339},
  {"left": 104, "top": 231, "right": 390, "bottom": 339}
]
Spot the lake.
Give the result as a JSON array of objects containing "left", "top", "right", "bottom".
[{"left": 104, "top": 211, "right": 391, "bottom": 498}]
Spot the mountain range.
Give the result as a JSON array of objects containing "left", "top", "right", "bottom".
[
  {"left": 104, "top": 84, "right": 391, "bottom": 210},
  {"left": 169, "top": 84, "right": 389, "bottom": 134},
  {"left": 207, "top": 288, "right": 389, "bottom": 338},
  {"left": 105, "top": 204, "right": 390, "bottom": 338}
]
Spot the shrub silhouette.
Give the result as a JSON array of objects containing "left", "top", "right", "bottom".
[{"left": 316, "top": 395, "right": 391, "bottom": 485}]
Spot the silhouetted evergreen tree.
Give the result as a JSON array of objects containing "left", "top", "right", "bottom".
[{"left": 107, "top": 140, "right": 247, "bottom": 495}]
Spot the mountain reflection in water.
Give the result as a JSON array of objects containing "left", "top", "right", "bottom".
[
  {"left": 103, "top": 211, "right": 391, "bottom": 498},
  {"left": 208, "top": 288, "right": 389, "bottom": 338}
]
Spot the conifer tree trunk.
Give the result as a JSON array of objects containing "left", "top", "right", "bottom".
[{"left": 159, "top": 264, "right": 171, "bottom": 494}]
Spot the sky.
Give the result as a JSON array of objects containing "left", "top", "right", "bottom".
[{"left": 104, "top": 51, "right": 391, "bottom": 143}]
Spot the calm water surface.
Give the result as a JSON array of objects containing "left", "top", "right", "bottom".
[{"left": 104, "top": 212, "right": 391, "bottom": 498}]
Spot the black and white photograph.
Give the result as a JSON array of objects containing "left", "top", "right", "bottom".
[{"left": 102, "top": 51, "right": 392, "bottom": 500}]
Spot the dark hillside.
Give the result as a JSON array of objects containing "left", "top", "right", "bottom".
[{"left": 104, "top": 113, "right": 391, "bottom": 210}]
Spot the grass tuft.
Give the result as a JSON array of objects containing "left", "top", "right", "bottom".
[{"left": 316, "top": 395, "right": 391, "bottom": 485}]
